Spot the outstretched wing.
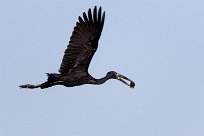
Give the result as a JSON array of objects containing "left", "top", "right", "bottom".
[{"left": 59, "top": 6, "right": 105, "bottom": 76}]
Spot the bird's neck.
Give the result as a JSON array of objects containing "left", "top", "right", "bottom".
[{"left": 92, "top": 74, "right": 112, "bottom": 85}]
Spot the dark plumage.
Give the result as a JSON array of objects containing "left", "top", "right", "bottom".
[{"left": 19, "top": 6, "right": 135, "bottom": 89}]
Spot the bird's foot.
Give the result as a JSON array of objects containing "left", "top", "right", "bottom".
[{"left": 19, "top": 84, "right": 41, "bottom": 89}]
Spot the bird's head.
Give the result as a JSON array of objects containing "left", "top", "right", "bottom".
[{"left": 107, "top": 71, "right": 135, "bottom": 88}]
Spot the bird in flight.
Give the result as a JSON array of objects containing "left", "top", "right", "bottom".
[{"left": 19, "top": 6, "right": 135, "bottom": 89}]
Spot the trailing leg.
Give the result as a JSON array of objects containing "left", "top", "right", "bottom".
[
  {"left": 19, "top": 83, "right": 41, "bottom": 89},
  {"left": 19, "top": 73, "right": 59, "bottom": 89},
  {"left": 19, "top": 81, "right": 54, "bottom": 89}
]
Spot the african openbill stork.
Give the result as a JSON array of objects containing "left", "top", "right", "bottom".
[{"left": 19, "top": 6, "right": 135, "bottom": 89}]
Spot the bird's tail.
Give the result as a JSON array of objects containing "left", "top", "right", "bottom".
[{"left": 46, "top": 73, "right": 60, "bottom": 82}]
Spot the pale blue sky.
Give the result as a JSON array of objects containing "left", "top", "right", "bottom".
[{"left": 0, "top": 0, "right": 203, "bottom": 136}]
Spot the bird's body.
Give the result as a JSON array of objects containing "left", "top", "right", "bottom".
[{"left": 19, "top": 6, "right": 135, "bottom": 89}]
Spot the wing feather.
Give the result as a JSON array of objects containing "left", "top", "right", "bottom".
[{"left": 59, "top": 6, "right": 105, "bottom": 76}]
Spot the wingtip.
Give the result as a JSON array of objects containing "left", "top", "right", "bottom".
[{"left": 94, "top": 6, "right": 97, "bottom": 10}]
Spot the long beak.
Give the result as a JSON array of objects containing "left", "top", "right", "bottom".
[{"left": 116, "top": 73, "right": 135, "bottom": 88}]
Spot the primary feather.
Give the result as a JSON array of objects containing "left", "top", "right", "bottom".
[{"left": 59, "top": 6, "right": 105, "bottom": 76}]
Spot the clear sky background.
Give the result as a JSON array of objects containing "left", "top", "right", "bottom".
[{"left": 0, "top": 0, "right": 203, "bottom": 136}]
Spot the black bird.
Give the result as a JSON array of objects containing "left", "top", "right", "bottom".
[{"left": 19, "top": 6, "right": 135, "bottom": 89}]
